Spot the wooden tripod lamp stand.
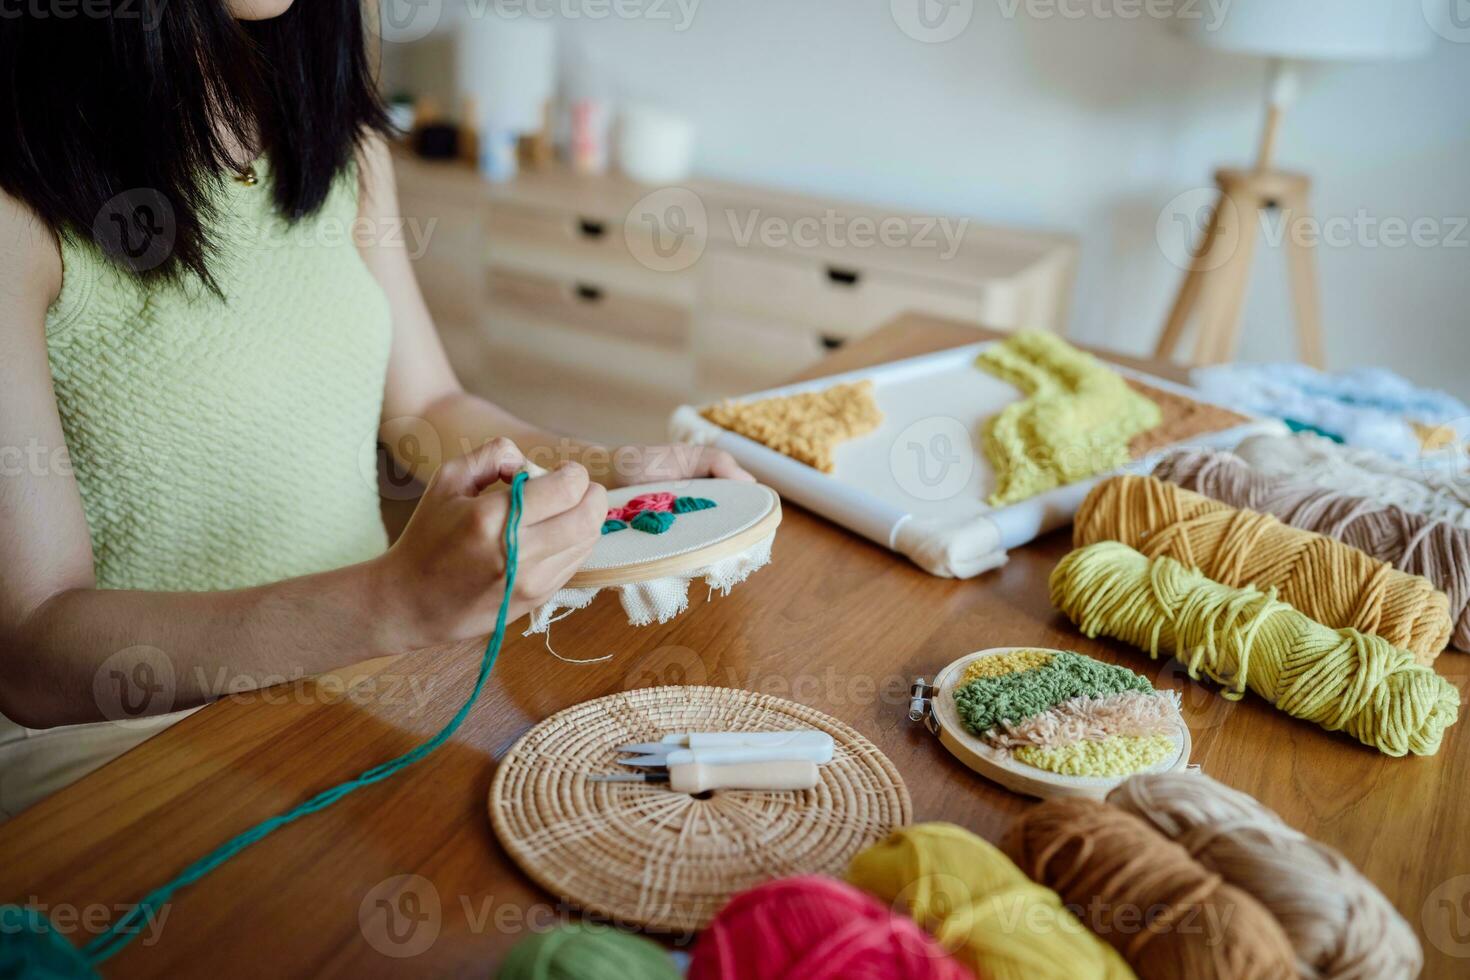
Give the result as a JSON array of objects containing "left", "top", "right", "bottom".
[{"left": 1154, "top": 1, "right": 1433, "bottom": 368}]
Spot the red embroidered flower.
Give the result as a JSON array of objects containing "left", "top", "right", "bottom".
[{"left": 607, "top": 492, "right": 676, "bottom": 523}]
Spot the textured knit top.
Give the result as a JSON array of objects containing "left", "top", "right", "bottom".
[{"left": 43, "top": 159, "right": 393, "bottom": 592}]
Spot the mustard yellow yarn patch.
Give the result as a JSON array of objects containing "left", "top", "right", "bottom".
[
  {"left": 976, "top": 331, "right": 1162, "bottom": 506},
  {"left": 958, "top": 649, "right": 1053, "bottom": 684},
  {"left": 1014, "top": 734, "right": 1175, "bottom": 777}
]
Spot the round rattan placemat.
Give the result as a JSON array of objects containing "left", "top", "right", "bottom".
[{"left": 489, "top": 685, "right": 912, "bottom": 934}]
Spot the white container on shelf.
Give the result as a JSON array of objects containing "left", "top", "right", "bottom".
[{"left": 617, "top": 106, "right": 695, "bottom": 184}]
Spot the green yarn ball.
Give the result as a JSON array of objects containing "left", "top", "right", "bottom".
[
  {"left": 0, "top": 906, "right": 97, "bottom": 980},
  {"left": 496, "top": 923, "right": 678, "bottom": 980}
]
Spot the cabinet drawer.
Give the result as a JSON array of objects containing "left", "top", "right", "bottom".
[
  {"left": 699, "top": 246, "right": 1015, "bottom": 337},
  {"left": 693, "top": 311, "right": 830, "bottom": 399},
  {"left": 484, "top": 268, "right": 691, "bottom": 397},
  {"left": 487, "top": 205, "right": 697, "bottom": 307},
  {"left": 487, "top": 267, "right": 687, "bottom": 350}
]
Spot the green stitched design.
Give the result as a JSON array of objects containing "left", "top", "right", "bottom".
[
  {"left": 953, "top": 650, "right": 1153, "bottom": 736},
  {"left": 630, "top": 510, "right": 676, "bottom": 534}
]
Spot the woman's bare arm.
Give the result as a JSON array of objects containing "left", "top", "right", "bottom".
[{"left": 0, "top": 189, "right": 602, "bottom": 730}]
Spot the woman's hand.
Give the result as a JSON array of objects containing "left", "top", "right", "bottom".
[
  {"left": 374, "top": 438, "right": 607, "bottom": 649},
  {"left": 605, "top": 444, "right": 753, "bottom": 488}
]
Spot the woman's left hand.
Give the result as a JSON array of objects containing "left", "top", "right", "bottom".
[{"left": 605, "top": 444, "right": 753, "bottom": 487}]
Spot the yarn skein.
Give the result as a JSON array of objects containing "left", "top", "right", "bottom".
[
  {"left": 1003, "top": 798, "right": 1297, "bottom": 980},
  {"left": 687, "top": 876, "right": 974, "bottom": 980},
  {"left": 1050, "top": 541, "right": 1460, "bottom": 756},
  {"left": 1234, "top": 432, "right": 1470, "bottom": 530},
  {"left": 496, "top": 923, "right": 680, "bottom": 980},
  {"left": 847, "top": 822, "right": 1136, "bottom": 980},
  {"left": 1154, "top": 448, "right": 1470, "bottom": 651},
  {"left": 1074, "top": 474, "right": 1452, "bottom": 664},
  {"left": 1107, "top": 771, "right": 1421, "bottom": 980}
]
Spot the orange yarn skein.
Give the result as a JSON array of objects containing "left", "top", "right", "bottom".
[{"left": 1073, "top": 475, "right": 1451, "bottom": 664}]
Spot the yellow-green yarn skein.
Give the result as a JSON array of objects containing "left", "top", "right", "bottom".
[
  {"left": 977, "top": 331, "right": 1161, "bottom": 506},
  {"left": 848, "top": 822, "right": 1136, "bottom": 980},
  {"left": 1014, "top": 734, "right": 1176, "bottom": 777},
  {"left": 1075, "top": 475, "right": 1452, "bottom": 664},
  {"left": 1050, "top": 541, "right": 1460, "bottom": 756}
]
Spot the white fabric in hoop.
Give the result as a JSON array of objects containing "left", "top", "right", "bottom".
[{"left": 525, "top": 532, "right": 775, "bottom": 634}]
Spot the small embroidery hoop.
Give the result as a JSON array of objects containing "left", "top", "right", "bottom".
[
  {"left": 908, "top": 646, "right": 1192, "bottom": 800},
  {"left": 524, "top": 477, "right": 782, "bottom": 662}
]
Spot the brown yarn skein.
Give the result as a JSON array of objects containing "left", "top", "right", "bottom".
[
  {"left": 1004, "top": 798, "right": 1296, "bottom": 980},
  {"left": 1108, "top": 770, "right": 1421, "bottom": 980},
  {"left": 1074, "top": 475, "right": 1452, "bottom": 664},
  {"left": 1154, "top": 448, "right": 1470, "bottom": 652}
]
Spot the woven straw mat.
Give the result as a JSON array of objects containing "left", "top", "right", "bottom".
[{"left": 489, "top": 685, "right": 911, "bottom": 933}]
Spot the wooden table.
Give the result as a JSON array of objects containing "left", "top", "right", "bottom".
[{"left": 4, "top": 317, "right": 1467, "bottom": 978}]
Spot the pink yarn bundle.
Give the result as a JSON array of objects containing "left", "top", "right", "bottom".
[{"left": 688, "top": 876, "right": 974, "bottom": 980}]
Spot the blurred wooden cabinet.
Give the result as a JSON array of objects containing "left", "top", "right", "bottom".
[{"left": 394, "top": 152, "right": 1076, "bottom": 444}]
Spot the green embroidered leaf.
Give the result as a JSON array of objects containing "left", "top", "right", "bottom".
[
  {"left": 601, "top": 519, "right": 629, "bottom": 535},
  {"left": 630, "top": 510, "right": 676, "bottom": 534},
  {"left": 673, "top": 496, "right": 717, "bottom": 513}
]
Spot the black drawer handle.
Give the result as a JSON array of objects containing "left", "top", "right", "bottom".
[
  {"left": 825, "top": 266, "right": 861, "bottom": 287},
  {"left": 573, "top": 282, "right": 605, "bottom": 303},
  {"left": 820, "top": 334, "right": 846, "bottom": 350},
  {"left": 577, "top": 217, "right": 607, "bottom": 239}
]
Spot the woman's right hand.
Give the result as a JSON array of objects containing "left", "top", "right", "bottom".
[{"left": 373, "top": 437, "right": 607, "bottom": 649}]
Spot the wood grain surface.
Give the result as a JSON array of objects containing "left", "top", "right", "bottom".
[{"left": 3, "top": 315, "right": 1467, "bottom": 978}]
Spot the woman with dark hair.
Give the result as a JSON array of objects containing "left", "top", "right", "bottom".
[{"left": 0, "top": 0, "right": 746, "bottom": 818}]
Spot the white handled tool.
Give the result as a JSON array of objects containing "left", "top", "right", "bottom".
[
  {"left": 616, "top": 731, "right": 833, "bottom": 756},
  {"left": 619, "top": 743, "right": 833, "bottom": 767},
  {"left": 588, "top": 760, "right": 819, "bottom": 793}
]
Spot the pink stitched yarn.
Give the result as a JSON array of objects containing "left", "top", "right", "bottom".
[
  {"left": 608, "top": 492, "right": 677, "bottom": 522},
  {"left": 687, "top": 876, "right": 974, "bottom": 980}
]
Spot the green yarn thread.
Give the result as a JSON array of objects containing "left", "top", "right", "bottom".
[
  {"left": 0, "top": 473, "right": 531, "bottom": 976},
  {"left": 673, "top": 496, "right": 716, "bottom": 513},
  {"left": 600, "top": 519, "right": 628, "bottom": 534},
  {"left": 953, "top": 650, "right": 1153, "bottom": 736},
  {"left": 496, "top": 923, "right": 680, "bottom": 980},
  {"left": 630, "top": 510, "right": 675, "bottom": 534}
]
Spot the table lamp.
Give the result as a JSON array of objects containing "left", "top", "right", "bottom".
[{"left": 1154, "top": 0, "right": 1433, "bottom": 367}]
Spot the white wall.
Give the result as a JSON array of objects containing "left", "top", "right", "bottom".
[{"left": 396, "top": 0, "right": 1470, "bottom": 397}]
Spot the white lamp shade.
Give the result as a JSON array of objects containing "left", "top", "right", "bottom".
[
  {"left": 456, "top": 14, "right": 557, "bottom": 132},
  {"left": 1173, "top": 0, "right": 1434, "bottom": 61}
]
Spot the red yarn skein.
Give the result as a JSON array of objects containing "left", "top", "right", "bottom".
[{"left": 688, "top": 876, "right": 973, "bottom": 980}]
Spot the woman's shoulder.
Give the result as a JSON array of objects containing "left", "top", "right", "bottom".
[{"left": 0, "top": 187, "right": 63, "bottom": 314}]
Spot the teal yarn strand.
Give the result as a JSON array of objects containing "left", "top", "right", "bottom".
[{"left": 1, "top": 473, "right": 530, "bottom": 976}]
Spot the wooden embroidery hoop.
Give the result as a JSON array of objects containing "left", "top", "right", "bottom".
[
  {"left": 564, "top": 480, "right": 783, "bottom": 590},
  {"left": 912, "top": 646, "right": 1192, "bottom": 800}
]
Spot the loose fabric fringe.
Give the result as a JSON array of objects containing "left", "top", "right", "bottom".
[{"left": 526, "top": 533, "right": 775, "bottom": 635}]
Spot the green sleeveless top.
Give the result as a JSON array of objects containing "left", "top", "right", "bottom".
[{"left": 44, "top": 160, "right": 393, "bottom": 592}]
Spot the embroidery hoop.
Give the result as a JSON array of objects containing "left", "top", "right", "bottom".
[
  {"left": 909, "top": 646, "right": 1192, "bottom": 800},
  {"left": 526, "top": 478, "right": 782, "bottom": 660}
]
